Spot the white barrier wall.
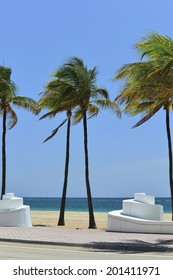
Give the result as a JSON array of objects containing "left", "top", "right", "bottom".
[
  {"left": 122, "top": 193, "right": 164, "bottom": 221},
  {"left": 0, "top": 195, "right": 23, "bottom": 210},
  {"left": 107, "top": 210, "right": 173, "bottom": 234},
  {"left": 0, "top": 193, "right": 32, "bottom": 227},
  {"left": 122, "top": 199, "right": 164, "bottom": 221},
  {"left": 134, "top": 193, "right": 155, "bottom": 204},
  {"left": 107, "top": 193, "right": 173, "bottom": 234}
]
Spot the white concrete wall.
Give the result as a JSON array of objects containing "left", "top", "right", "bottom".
[
  {"left": 0, "top": 197, "right": 23, "bottom": 210},
  {"left": 134, "top": 193, "right": 155, "bottom": 204},
  {"left": 107, "top": 210, "right": 173, "bottom": 234},
  {"left": 122, "top": 199, "right": 164, "bottom": 221},
  {"left": 0, "top": 206, "right": 32, "bottom": 227},
  {"left": 0, "top": 193, "right": 32, "bottom": 227},
  {"left": 107, "top": 193, "right": 170, "bottom": 233}
]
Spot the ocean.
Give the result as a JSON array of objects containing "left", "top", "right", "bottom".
[{"left": 23, "top": 197, "right": 172, "bottom": 213}]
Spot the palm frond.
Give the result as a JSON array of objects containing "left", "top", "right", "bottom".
[
  {"left": 113, "top": 63, "right": 139, "bottom": 80},
  {"left": 43, "top": 119, "right": 67, "bottom": 143},
  {"left": 64, "top": 56, "right": 85, "bottom": 68},
  {"left": 72, "top": 108, "right": 83, "bottom": 125},
  {"left": 132, "top": 105, "right": 162, "bottom": 127},
  {"left": 91, "top": 88, "right": 109, "bottom": 100},
  {"left": 148, "top": 58, "right": 173, "bottom": 78},
  {"left": 6, "top": 105, "right": 18, "bottom": 129},
  {"left": 135, "top": 31, "right": 173, "bottom": 60},
  {"left": 93, "top": 99, "right": 121, "bottom": 118},
  {"left": 39, "top": 110, "right": 58, "bottom": 120},
  {"left": 0, "top": 66, "right": 17, "bottom": 98},
  {"left": 38, "top": 93, "right": 62, "bottom": 110},
  {"left": 87, "top": 104, "right": 99, "bottom": 119},
  {"left": 88, "top": 67, "right": 99, "bottom": 85},
  {"left": 12, "top": 96, "right": 38, "bottom": 113}
]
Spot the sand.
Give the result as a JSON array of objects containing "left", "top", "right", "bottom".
[{"left": 31, "top": 211, "right": 172, "bottom": 230}]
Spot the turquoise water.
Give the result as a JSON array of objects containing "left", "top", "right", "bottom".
[{"left": 23, "top": 197, "right": 172, "bottom": 213}]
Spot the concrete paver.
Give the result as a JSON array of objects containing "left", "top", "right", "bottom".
[{"left": 0, "top": 227, "right": 173, "bottom": 252}]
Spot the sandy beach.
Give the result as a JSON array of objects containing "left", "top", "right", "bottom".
[{"left": 31, "top": 211, "right": 172, "bottom": 230}]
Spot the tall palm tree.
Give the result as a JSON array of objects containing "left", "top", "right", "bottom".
[
  {"left": 57, "top": 57, "right": 121, "bottom": 228},
  {"left": 38, "top": 78, "right": 76, "bottom": 226},
  {"left": 114, "top": 32, "right": 173, "bottom": 220},
  {"left": 0, "top": 65, "right": 37, "bottom": 198}
]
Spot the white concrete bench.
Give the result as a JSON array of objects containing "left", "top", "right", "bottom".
[
  {"left": 107, "top": 193, "right": 173, "bottom": 234},
  {"left": 0, "top": 193, "right": 32, "bottom": 227},
  {"left": 107, "top": 210, "right": 173, "bottom": 234}
]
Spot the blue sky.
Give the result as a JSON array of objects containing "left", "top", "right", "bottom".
[{"left": 0, "top": 0, "right": 172, "bottom": 197}]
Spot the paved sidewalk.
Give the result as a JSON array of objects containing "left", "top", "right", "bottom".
[{"left": 0, "top": 227, "right": 173, "bottom": 252}]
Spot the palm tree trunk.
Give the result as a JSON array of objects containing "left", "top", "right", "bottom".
[
  {"left": 58, "top": 112, "right": 71, "bottom": 225},
  {"left": 1, "top": 108, "right": 7, "bottom": 199},
  {"left": 83, "top": 110, "right": 97, "bottom": 229},
  {"left": 166, "top": 109, "right": 173, "bottom": 221}
]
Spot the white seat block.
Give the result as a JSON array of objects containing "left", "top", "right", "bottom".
[
  {"left": 134, "top": 193, "right": 155, "bottom": 204},
  {"left": 0, "top": 193, "right": 32, "bottom": 227},
  {"left": 0, "top": 197, "right": 23, "bottom": 210},
  {"left": 107, "top": 210, "right": 173, "bottom": 234},
  {"left": 122, "top": 200, "right": 164, "bottom": 221},
  {"left": 0, "top": 206, "right": 32, "bottom": 227},
  {"left": 107, "top": 193, "right": 172, "bottom": 233}
]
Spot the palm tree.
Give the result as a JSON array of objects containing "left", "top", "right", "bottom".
[
  {"left": 0, "top": 65, "right": 37, "bottom": 198},
  {"left": 114, "top": 32, "right": 173, "bottom": 220},
  {"left": 38, "top": 78, "right": 76, "bottom": 226},
  {"left": 57, "top": 57, "right": 121, "bottom": 228}
]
